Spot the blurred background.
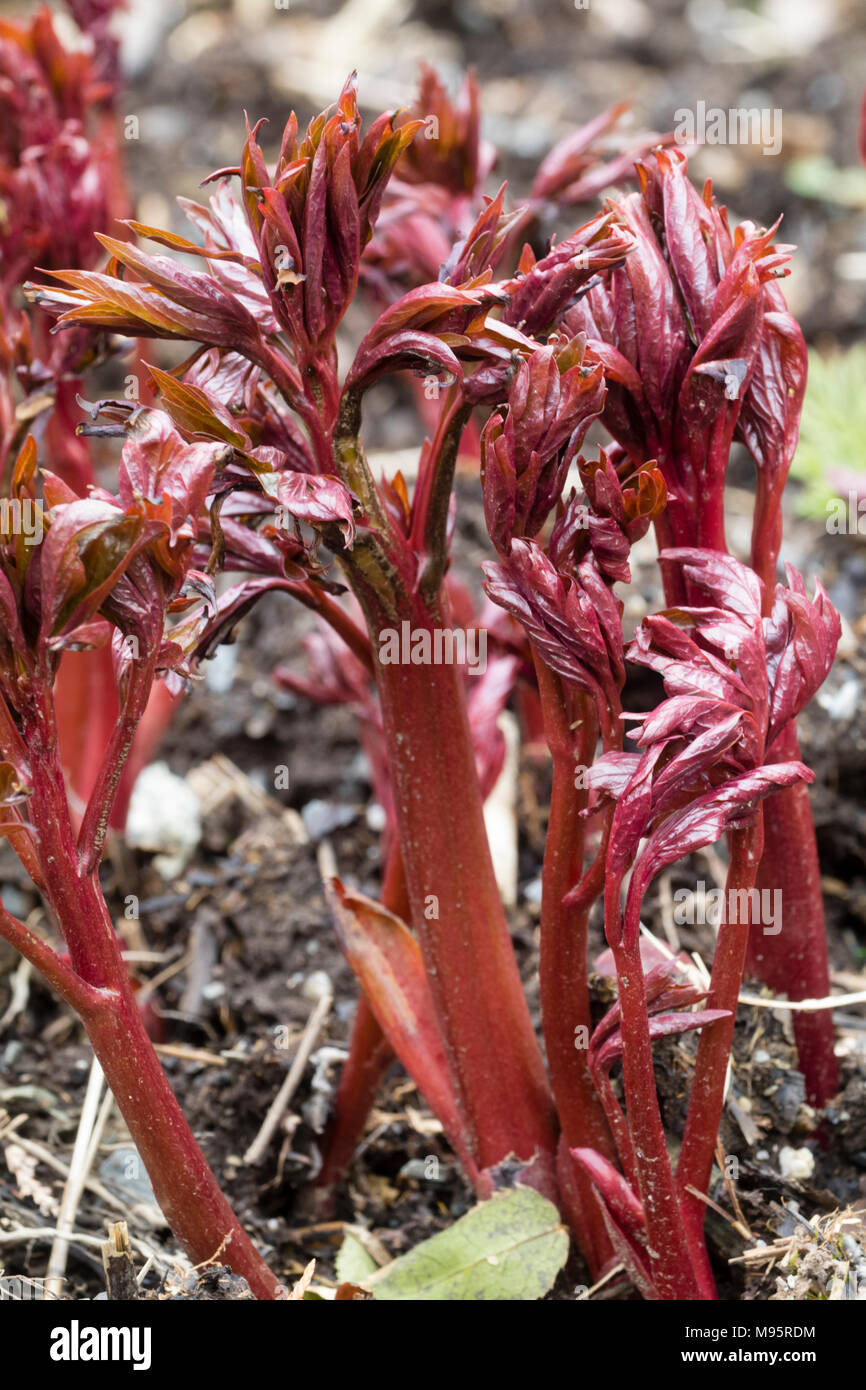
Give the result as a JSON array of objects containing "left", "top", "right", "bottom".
[{"left": 87, "top": 0, "right": 866, "bottom": 350}]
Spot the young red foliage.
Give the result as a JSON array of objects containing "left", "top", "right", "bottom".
[{"left": 0, "top": 66, "right": 843, "bottom": 1304}]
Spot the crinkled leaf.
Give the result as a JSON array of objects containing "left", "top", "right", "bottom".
[
  {"left": 764, "top": 565, "right": 841, "bottom": 747},
  {"left": 269, "top": 471, "right": 355, "bottom": 545},
  {"left": 593, "top": 1009, "right": 731, "bottom": 1074},
  {"left": 483, "top": 540, "right": 623, "bottom": 739},
  {"left": 621, "top": 762, "right": 812, "bottom": 947}
]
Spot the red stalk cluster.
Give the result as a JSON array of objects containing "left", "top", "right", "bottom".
[
  {"left": 0, "top": 64, "right": 843, "bottom": 1299},
  {"left": 0, "top": 5, "right": 174, "bottom": 833},
  {"left": 570, "top": 549, "right": 838, "bottom": 1296},
  {"left": 0, "top": 419, "right": 286, "bottom": 1298},
  {"left": 564, "top": 149, "right": 832, "bottom": 1102}
]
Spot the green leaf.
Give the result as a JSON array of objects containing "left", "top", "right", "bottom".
[
  {"left": 364, "top": 1189, "right": 568, "bottom": 1301},
  {"left": 790, "top": 344, "right": 866, "bottom": 519},
  {"left": 785, "top": 156, "right": 866, "bottom": 209},
  {"left": 335, "top": 1231, "right": 378, "bottom": 1285}
]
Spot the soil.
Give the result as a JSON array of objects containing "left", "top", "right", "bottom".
[{"left": 1, "top": 0, "right": 866, "bottom": 1302}]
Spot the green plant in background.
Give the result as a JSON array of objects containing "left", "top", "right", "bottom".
[
  {"left": 785, "top": 157, "right": 866, "bottom": 210},
  {"left": 790, "top": 344, "right": 866, "bottom": 521}
]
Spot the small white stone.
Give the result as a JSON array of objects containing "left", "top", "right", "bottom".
[
  {"left": 778, "top": 1145, "right": 815, "bottom": 1181},
  {"left": 203, "top": 643, "right": 237, "bottom": 694},
  {"left": 753, "top": 1049, "right": 771, "bottom": 1063},
  {"left": 125, "top": 761, "right": 201, "bottom": 879},
  {"left": 818, "top": 675, "right": 860, "bottom": 722},
  {"left": 303, "top": 970, "right": 333, "bottom": 1003},
  {"left": 523, "top": 876, "right": 543, "bottom": 906}
]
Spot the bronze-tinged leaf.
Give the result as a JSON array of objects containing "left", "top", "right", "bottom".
[
  {"left": 35, "top": 500, "right": 162, "bottom": 645},
  {"left": 123, "top": 220, "right": 249, "bottom": 265},
  {"left": 147, "top": 366, "right": 250, "bottom": 450},
  {"left": 333, "top": 1282, "right": 372, "bottom": 1301},
  {"left": 326, "top": 880, "right": 483, "bottom": 1190},
  {"left": 0, "top": 762, "right": 29, "bottom": 806},
  {"left": 11, "top": 434, "right": 37, "bottom": 501}
]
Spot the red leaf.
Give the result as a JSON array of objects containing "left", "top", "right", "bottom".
[
  {"left": 621, "top": 763, "right": 812, "bottom": 949},
  {"left": 270, "top": 471, "right": 355, "bottom": 545},
  {"left": 483, "top": 541, "right": 623, "bottom": 739},
  {"left": 570, "top": 1148, "right": 660, "bottom": 1298},
  {"left": 593, "top": 1009, "right": 731, "bottom": 1074},
  {"left": 570, "top": 1147, "right": 645, "bottom": 1234},
  {"left": 326, "top": 881, "right": 484, "bottom": 1191}
]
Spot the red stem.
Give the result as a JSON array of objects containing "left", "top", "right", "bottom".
[
  {"left": 532, "top": 656, "right": 616, "bottom": 1271},
  {"left": 651, "top": 511, "right": 688, "bottom": 607},
  {"left": 611, "top": 929, "right": 705, "bottom": 1299},
  {"left": 110, "top": 680, "right": 178, "bottom": 831},
  {"left": 661, "top": 461, "right": 837, "bottom": 1104},
  {"left": 77, "top": 652, "right": 158, "bottom": 875},
  {"left": 749, "top": 528, "right": 838, "bottom": 1106},
  {"left": 13, "top": 695, "right": 285, "bottom": 1298},
  {"left": 565, "top": 813, "right": 638, "bottom": 1191},
  {"left": 316, "top": 993, "right": 392, "bottom": 1191},
  {"left": 81, "top": 934, "right": 285, "bottom": 1299},
  {"left": 301, "top": 586, "right": 374, "bottom": 675},
  {"left": 677, "top": 817, "right": 764, "bottom": 1290},
  {"left": 27, "top": 893, "right": 285, "bottom": 1298},
  {"left": 55, "top": 647, "right": 121, "bottom": 825},
  {"left": 361, "top": 592, "right": 558, "bottom": 1190},
  {"left": 605, "top": 836, "right": 704, "bottom": 1298},
  {"left": 749, "top": 731, "right": 838, "bottom": 1105},
  {"left": 0, "top": 903, "right": 99, "bottom": 1015}
]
